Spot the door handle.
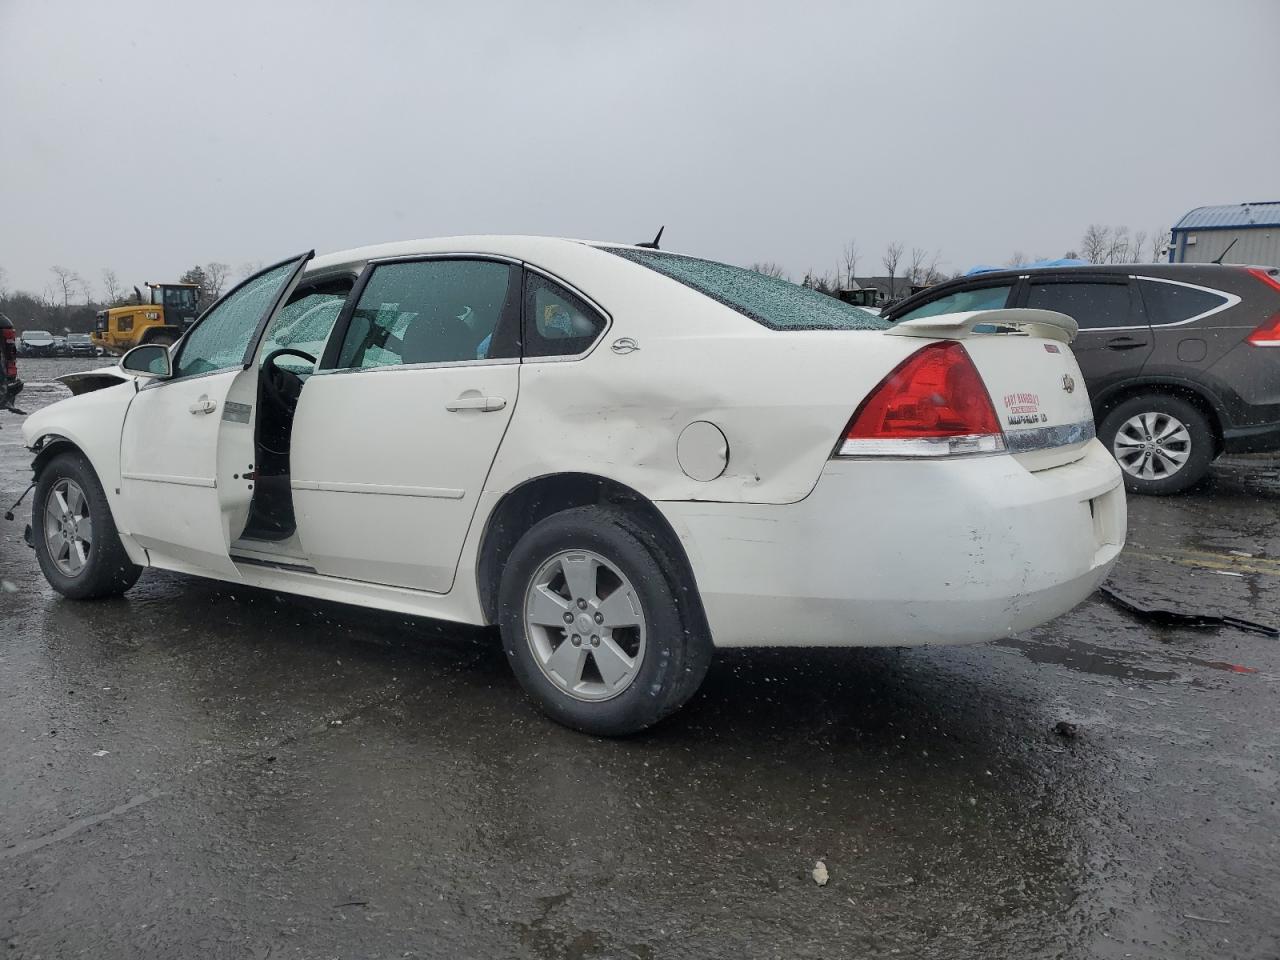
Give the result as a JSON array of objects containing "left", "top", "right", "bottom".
[
  {"left": 189, "top": 397, "right": 217, "bottom": 415},
  {"left": 1105, "top": 337, "right": 1148, "bottom": 350},
  {"left": 446, "top": 395, "right": 507, "bottom": 413}
]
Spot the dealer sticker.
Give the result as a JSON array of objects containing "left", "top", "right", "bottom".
[{"left": 1003, "top": 391, "right": 1048, "bottom": 426}]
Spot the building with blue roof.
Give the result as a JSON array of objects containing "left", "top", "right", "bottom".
[{"left": 1169, "top": 201, "right": 1280, "bottom": 267}]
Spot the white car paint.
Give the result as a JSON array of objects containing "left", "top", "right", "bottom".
[{"left": 22, "top": 235, "right": 1124, "bottom": 652}]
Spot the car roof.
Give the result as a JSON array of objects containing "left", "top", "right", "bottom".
[
  {"left": 306, "top": 235, "right": 645, "bottom": 276},
  {"left": 887, "top": 261, "right": 1261, "bottom": 316},
  {"left": 959, "top": 262, "right": 1252, "bottom": 282}
]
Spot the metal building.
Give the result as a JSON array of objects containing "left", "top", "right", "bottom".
[{"left": 1169, "top": 201, "right": 1280, "bottom": 267}]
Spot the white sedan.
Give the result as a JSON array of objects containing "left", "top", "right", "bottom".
[{"left": 22, "top": 236, "right": 1125, "bottom": 735}]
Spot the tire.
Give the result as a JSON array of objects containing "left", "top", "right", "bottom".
[
  {"left": 144, "top": 331, "right": 175, "bottom": 347},
  {"left": 1098, "top": 394, "right": 1215, "bottom": 495},
  {"left": 498, "top": 505, "right": 713, "bottom": 736},
  {"left": 33, "top": 451, "right": 143, "bottom": 599}
]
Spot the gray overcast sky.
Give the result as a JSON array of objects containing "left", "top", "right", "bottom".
[{"left": 2, "top": 0, "right": 1278, "bottom": 296}]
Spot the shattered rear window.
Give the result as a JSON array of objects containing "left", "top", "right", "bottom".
[{"left": 604, "top": 247, "right": 888, "bottom": 331}]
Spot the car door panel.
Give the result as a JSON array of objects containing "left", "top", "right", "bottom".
[
  {"left": 1021, "top": 277, "right": 1150, "bottom": 398},
  {"left": 287, "top": 256, "right": 522, "bottom": 593},
  {"left": 117, "top": 254, "right": 312, "bottom": 574},
  {"left": 289, "top": 364, "right": 519, "bottom": 592}
]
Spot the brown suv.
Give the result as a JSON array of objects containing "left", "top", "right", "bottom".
[{"left": 885, "top": 263, "right": 1280, "bottom": 494}]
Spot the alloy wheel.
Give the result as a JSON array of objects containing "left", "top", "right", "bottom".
[
  {"left": 524, "top": 549, "right": 647, "bottom": 702},
  {"left": 43, "top": 478, "right": 93, "bottom": 577},
  {"left": 1113, "top": 412, "right": 1192, "bottom": 480}
]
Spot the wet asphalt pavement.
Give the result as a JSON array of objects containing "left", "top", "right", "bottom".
[{"left": 2, "top": 359, "right": 1278, "bottom": 959}]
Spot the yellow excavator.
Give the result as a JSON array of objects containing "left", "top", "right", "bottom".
[{"left": 92, "top": 281, "right": 201, "bottom": 355}]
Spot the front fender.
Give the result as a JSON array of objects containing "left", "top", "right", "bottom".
[{"left": 21, "top": 381, "right": 147, "bottom": 564}]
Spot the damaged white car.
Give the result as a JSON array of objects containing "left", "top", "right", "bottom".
[{"left": 22, "top": 237, "right": 1125, "bottom": 735}]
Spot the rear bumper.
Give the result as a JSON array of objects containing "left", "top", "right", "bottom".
[{"left": 659, "top": 439, "right": 1125, "bottom": 648}]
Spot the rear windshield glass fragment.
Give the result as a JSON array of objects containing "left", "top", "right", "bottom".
[{"left": 604, "top": 247, "right": 888, "bottom": 332}]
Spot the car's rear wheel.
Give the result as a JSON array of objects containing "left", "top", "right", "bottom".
[
  {"left": 498, "top": 505, "right": 712, "bottom": 736},
  {"left": 34, "top": 451, "right": 142, "bottom": 599},
  {"left": 1099, "top": 395, "right": 1214, "bottom": 495}
]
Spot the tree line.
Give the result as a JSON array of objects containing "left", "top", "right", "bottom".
[
  {"left": 753, "top": 224, "right": 1171, "bottom": 300},
  {"left": 0, "top": 261, "right": 249, "bottom": 334}
]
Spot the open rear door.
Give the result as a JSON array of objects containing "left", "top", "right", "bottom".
[{"left": 117, "top": 253, "right": 313, "bottom": 575}]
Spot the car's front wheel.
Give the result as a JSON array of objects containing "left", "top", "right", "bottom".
[
  {"left": 1099, "top": 394, "right": 1215, "bottom": 495},
  {"left": 498, "top": 505, "right": 712, "bottom": 736},
  {"left": 33, "top": 451, "right": 143, "bottom": 599}
]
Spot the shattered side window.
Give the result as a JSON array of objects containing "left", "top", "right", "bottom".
[
  {"left": 605, "top": 247, "right": 888, "bottom": 331},
  {"left": 258, "top": 287, "right": 350, "bottom": 367},
  {"left": 174, "top": 261, "right": 297, "bottom": 378}
]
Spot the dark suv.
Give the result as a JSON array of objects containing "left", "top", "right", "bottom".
[{"left": 885, "top": 263, "right": 1280, "bottom": 494}]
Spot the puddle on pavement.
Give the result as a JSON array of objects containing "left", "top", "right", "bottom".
[
  {"left": 998, "top": 636, "right": 1182, "bottom": 684},
  {"left": 999, "top": 633, "right": 1262, "bottom": 685}
]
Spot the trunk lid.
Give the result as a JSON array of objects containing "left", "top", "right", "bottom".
[{"left": 888, "top": 309, "right": 1097, "bottom": 471}]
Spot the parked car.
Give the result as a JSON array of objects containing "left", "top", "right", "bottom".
[
  {"left": 18, "top": 330, "right": 56, "bottom": 357},
  {"left": 1, "top": 314, "right": 22, "bottom": 413},
  {"left": 21, "top": 237, "right": 1124, "bottom": 735},
  {"left": 64, "top": 333, "right": 98, "bottom": 357},
  {"left": 886, "top": 263, "right": 1280, "bottom": 494},
  {"left": 51, "top": 335, "right": 68, "bottom": 356}
]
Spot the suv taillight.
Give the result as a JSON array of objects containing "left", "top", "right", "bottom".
[
  {"left": 2, "top": 327, "right": 16, "bottom": 378},
  {"left": 1245, "top": 268, "right": 1280, "bottom": 347},
  {"left": 835, "top": 340, "right": 1006, "bottom": 457}
]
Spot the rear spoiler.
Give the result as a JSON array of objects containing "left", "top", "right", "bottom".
[{"left": 886, "top": 308, "right": 1078, "bottom": 345}]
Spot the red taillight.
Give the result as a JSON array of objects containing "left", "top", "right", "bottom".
[
  {"left": 2, "top": 327, "right": 16, "bottom": 378},
  {"left": 1245, "top": 268, "right": 1280, "bottom": 347},
  {"left": 836, "top": 340, "right": 1005, "bottom": 457}
]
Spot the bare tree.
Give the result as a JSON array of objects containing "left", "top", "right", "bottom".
[
  {"left": 882, "top": 241, "right": 904, "bottom": 296},
  {"left": 0, "top": 266, "right": 8, "bottom": 299},
  {"left": 1080, "top": 225, "right": 1111, "bottom": 264},
  {"left": 238, "top": 260, "right": 264, "bottom": 279},
  {"left": 749, "top": 262, "right": 788, "bottom": 280},
  {"left": 1106, "top": 226, "right": 1131, "bottom": 264},
  {"left": 841, "top": 240, "right": 859, "bottom": 289},
  {"left": 205, "top": 261, "right": 231, "bottom": 300},
  {"left": 1149, "top": 227, "right": 1167, "bottom": 262},
  {"left": 922, "top": 250, "right": 945, "bottom": 285},
  {"left": 1130, "top": 230, "right": 1147, "bottom": 263},
  {"left": 1006, "top": 251, "right": 1028, "bottom": 268},
  {"left": 101, "top": 268, "right": 121, "bottom": 304},
  {"left": 50, "top": 265, "right": 76, "bottom": 307},
  {"left": 72, "top": 272, "right": 93, "bottom": 304},
  {"left": 907, "top": 247, "right": 928, "bottom": 285}
]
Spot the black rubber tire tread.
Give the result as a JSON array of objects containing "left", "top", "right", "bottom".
[
  {"left": 1098, "top": 394, "right": 1215, "bottom": 496},
  {"left": 498, "top": 504, "right": 713, "bottom": 736},
  {"left": 33, "top": 451, "right": 143, "bottom": 599}
]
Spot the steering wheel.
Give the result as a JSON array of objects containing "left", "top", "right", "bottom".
[{"left": 261, "top": 348, "right": 317, "bottom": 416}]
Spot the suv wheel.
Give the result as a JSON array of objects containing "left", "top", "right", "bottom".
[
  {"left": 34, "top": 451, "right": 143, "bottom": 599},
  {"left": 1099, "top": 395, "right": 1214, "bottom": 495},
  {"left": 498, "top": 505, "right": 713, "bottom": 736}
]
